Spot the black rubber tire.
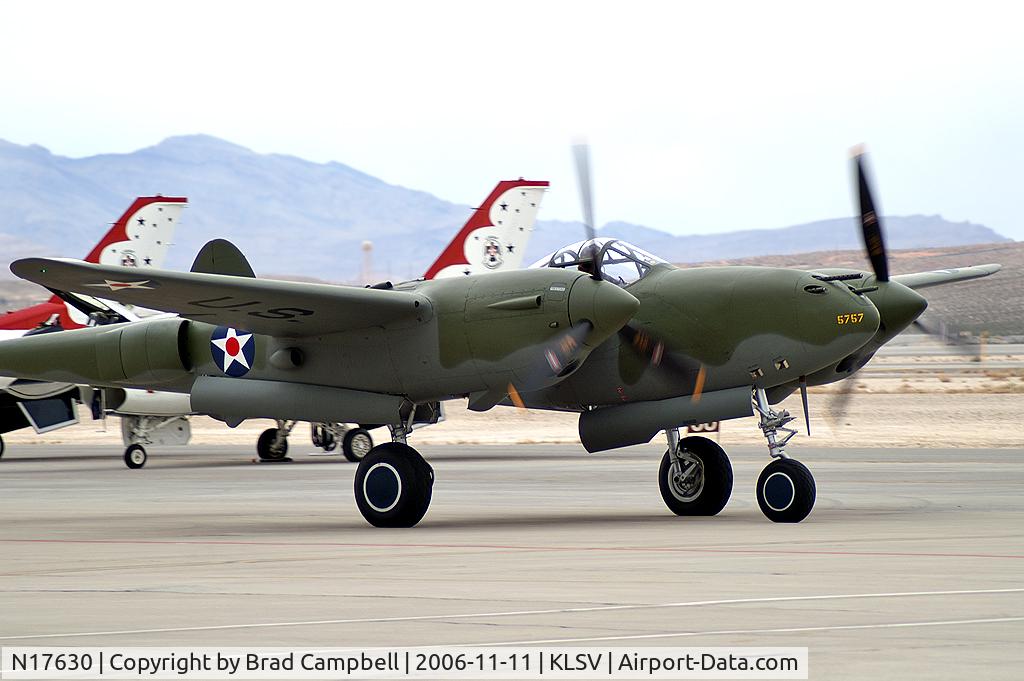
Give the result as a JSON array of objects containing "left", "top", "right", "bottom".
[
  {"left": 124, "top": 444, "right": 147, "bottom": 469},
  {"left": 354, "top": 443, "right": 433, "bottom": 527},
  {"left": 342, "top": 428, "right": 374, "bottom": 462},
  {"left": 257, "top": 428, "right": 288, "bottom": 461},
  {"left": 756, "top": 458, "right": 816, "bottom": 523},
  {"left": 0, "top": 434, "right": 5, "bottom": 459},
  {"left": 658, "top": 435, "right": 733, "bottom": 516}
]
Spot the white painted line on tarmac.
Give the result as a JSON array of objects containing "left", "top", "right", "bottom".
[
  {"left": 470, "top": 616, "right": 1024, "bottom": 646},
  {"left": 1, "top": 587, "right": 1023, "bottom": 641}
]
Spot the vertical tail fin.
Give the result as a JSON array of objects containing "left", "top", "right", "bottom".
[
  {"left": 83, "top": 196, "right": 187, "bottom": 267},
  {"left": 423, "top": 180, "right": 548, "bottom": 279},
  {"left": 44, "top": 196, "right": 187, "bottom": 326}
]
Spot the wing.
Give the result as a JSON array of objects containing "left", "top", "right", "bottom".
[
  {"left": 891, "top": 263, "right": 1001, "bottom": 290},
  {"left": 11, "top": 258, "right": 429, "bottom": 337}
]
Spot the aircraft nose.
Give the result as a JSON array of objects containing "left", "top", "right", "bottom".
[{"left": 567, "top": 276, "right": 640, "bottom": 343}]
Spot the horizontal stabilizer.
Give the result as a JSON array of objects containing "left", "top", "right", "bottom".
[
  {"left": 11, "top": 258, "right": 430, "bottom": 338},
  {"left": 892, "top": 264, "right": 1001, "bottom": 290}
]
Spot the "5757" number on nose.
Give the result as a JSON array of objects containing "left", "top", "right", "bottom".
[{"left": 836, "top": 312, "right": 865, "bottom": 325}]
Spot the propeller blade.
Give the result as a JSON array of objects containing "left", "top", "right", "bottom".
[
  {"left": 507, "top": 382, "right": 527, "bottom": 410},
  {"left": 799, "top": 377, "right": 811, "bottom": 436},
  {"left": 572, "top": 141, "right": 602, "bottom": 281},
  {"left": 913, "top": 318, "right": 982, "bottom": 360},
  {"left": 513, "top": 320, "right": 593, "bottom": 396},
  {"left": 852, "top": 147, "right": 890, "bottom": 282},
  {"left": 825, "top": 380, "right": 855, "bottom": 431},
  {"left": 618, "top": 321, "right": 705, "bottom": 400},
  {"left": 572, "top": 142, "right": 597, "bottom": 243}
]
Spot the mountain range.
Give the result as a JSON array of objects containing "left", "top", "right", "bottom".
[{"left": 0, "top": 135, "right": 1010, "bottom": 282}]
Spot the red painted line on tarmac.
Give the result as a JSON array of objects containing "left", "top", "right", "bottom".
[{"left": 1, "top": 538, "right": 1022, "bottom": 560}]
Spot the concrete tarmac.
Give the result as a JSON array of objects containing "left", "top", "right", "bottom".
[{"left": 1, "top": 443, "right": 1023, "bottom": 679}]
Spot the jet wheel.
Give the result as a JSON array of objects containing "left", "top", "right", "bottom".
[
  {"left": 257, "top": 428, "right": 289, "bottom": 461},
  {"left": 124, "top": 444, "right": 147, "bottom": 469},
  {"left": 756, "top": 458, "right": 816, "bottom": 523},
  {"left": 354, "top": 443, "right": 433, "bottom": 527},
  {"left": 342, "top": 428, "right": 374, "bottom": 462},
  {"left": 659, "top": 435, "right": 732, "bottom": 516},
  {"left": 0, "top": 434, "right": 5, "bottom": 459}
]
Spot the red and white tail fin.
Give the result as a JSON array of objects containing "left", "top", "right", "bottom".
[
  {"left": 0, "top": 196, "right": 188, "bottom": 333},
  {"left": 424, "top": 180, "right": 548, "bottom": 279},
  {"left": 83, "top": 196, "right": 187, "bottom": 268}
]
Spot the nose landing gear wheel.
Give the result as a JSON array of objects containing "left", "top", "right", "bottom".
[
  {"left": 658, "top": 436, "right": 733, "bottom": 516},
  {"left": 756, "top": 458, "right": 816, "bottom": 523},
  {"left": 342, "top": 428, "right": 373, "bottom": 462},
  {"left": 257, "top": 428, "right": 289, "bottom": 461},
  {"left": 354, "top": 442, "right": 433, "bottom": 527},
  {"left": 124, "top": 444, "right": 147, "bottom": 469}
]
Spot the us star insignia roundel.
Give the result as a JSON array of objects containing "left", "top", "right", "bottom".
[{"left": 210, "top": 326, "right": 255, "bottom": 377}]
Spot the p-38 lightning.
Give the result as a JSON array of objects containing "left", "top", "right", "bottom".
[{"left": 0, "top": 149, "right": 1000, "bottom": 525}]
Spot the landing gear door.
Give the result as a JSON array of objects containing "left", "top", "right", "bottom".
[
  {"left": 15, "top": 394, "right": 79, "bottom": 434},
  {"left": 411, "top": 400, "right": 445, "bottom": 430}
]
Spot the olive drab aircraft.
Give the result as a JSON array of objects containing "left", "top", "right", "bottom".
[
  {"left": 0, "top": 148, "right": 1000, "bottom": 526},
  {"left": 0, "top": 196, "right": 192, "bottom": 460},
  {"left": 275, "top": 178, "right": 549, "bottom": 463}
]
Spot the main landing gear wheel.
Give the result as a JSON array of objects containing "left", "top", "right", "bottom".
[
  {"left": 756, "top": 458, "right": 816, "bottom": 523},
  {"left": 342, "top": 428, "right": 373, "bottom": 462},
  {"left": 124, "top": 444, "right": 147, "bottom": 469},
  {"left": 257, "top": 428, "right": 289, "bottom": 461},
  {"left": 354, "top": 443, "right": 433, "bottom": 528},
  {"left": 311, "top": 424, "right": 336, "bottom": 452},
  {"left": 0, "top": 434, "right": 5, "bottom": 459},
  {"left": 659, "top": 436, "right": 733, "bottom": 516}
]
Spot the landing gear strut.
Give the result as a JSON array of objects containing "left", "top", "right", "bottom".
[
  {"left": 353, "top": 413, "right": 433, "bottom": 527},
  {"left": 311, "top": 423, "right": 336, "bottom": 451},
  {"left": 120, "top": 414, "right": 191, "bottom": 469},
  {"left": 658, "top": 429, "right": 733, "bottom": 516},
  {"left": 753, "top": 387, "right": 816, "bottom": 522},
  {"left": 257, "top": 420, "right": 295, "bottom": 461},
  {"left": 311, "top": 422, "right": 374, "bottom": 462}
]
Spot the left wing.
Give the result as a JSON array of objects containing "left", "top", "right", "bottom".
[
  {"left": 11, "top": 258, "right": 429, "bottom": 337},
  {"left": 892, "top": 263, "right": 1001, "bottom": 290}
]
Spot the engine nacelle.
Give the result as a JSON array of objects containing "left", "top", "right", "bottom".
[
  {"left": 0, "top": 317, "right": 192, "bottom": 388},
  {"left": 95, "top": 317, "right": 191, "bottom": 384}
]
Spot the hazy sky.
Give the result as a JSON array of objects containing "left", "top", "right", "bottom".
[{"left": 3, "top": 1, "right": 1022, "bottom": 238}]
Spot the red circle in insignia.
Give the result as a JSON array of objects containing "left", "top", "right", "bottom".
[{"left": 225, "top": 337, "right": 240, "bottom": 356}]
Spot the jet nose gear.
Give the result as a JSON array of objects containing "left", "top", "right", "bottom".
[{"left": 752, "top": 386, "right": 816, "bottom": 522}]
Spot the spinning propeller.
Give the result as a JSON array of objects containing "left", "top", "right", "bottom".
[
  {"left": 853, "top": 146, "right": 890, "bottom": 283},
  {"left": 828, "top": 147, "right": 973, "bottom": 430},
  {"left": 572, "top": 141, "right": 709, "bottom": 400},
  {"left": 823, "top": 147, "right": 894, "bottom": 431},
  {"left": 572, "top": 141, "right": 603, "bottom": 280}
]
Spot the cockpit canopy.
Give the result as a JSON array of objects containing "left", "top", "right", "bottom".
[{"left": 529, "top": 238, "right": 667, "bottom": 287}]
